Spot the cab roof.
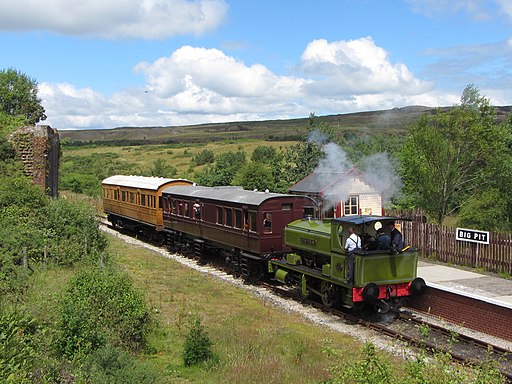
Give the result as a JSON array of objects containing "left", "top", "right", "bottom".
[{"left": 332, "top": 215, "right": 408, "bottom": 226}]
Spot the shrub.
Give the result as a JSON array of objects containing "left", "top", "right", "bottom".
[
  {"left": 182, "top": 317, "right": 213, "bottom": 366},
  {"left": 43, "top": 198, "right": 108, "bottom": 265},
  {"left": 58, "top": 267, "right": 152, "bottom": 359},
  {"left": 76, "top": 344, "right": 157, "bottom": 384},
  {"left": 193, "top": 149, "right": 215, "bottom": 166},
  {"left": 0, "top": 306, "right": 60, "bottom": 383}
]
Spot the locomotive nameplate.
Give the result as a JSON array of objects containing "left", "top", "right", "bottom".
[{"left": 300, "top": 238, "right": 317, "bottom": 246}]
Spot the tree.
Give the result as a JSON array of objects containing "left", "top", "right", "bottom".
[
  {"left": 193, "top": 149, "right": 215, "bottom": 166},
  {"left": 195, "top": 151, "right": 246, "bottom": 186},
  {"left": 250, "top": 145, "right": 276, "bottom": 164},
  {"left": 233, "top": 162, "right": 275, "bottom": 191},
  {"left": 399, "top": 85, "right": 512, "bottom": 224},
  {"left": 149, "top": 158, "right": 176, "bottom": 177},
  {"left": 0, "top": 68, "right": 46, "bottom": 125}
]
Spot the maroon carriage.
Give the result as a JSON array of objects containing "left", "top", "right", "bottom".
[{"left": 162, "top": 185, "right": 316, "bottom": 277}]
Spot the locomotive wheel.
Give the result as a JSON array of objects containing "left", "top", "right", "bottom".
[
  {"left": 320, "top": 281, "right": 335, "bottom": 307},
  {"left": 298, "top": 274, "right": 310, "bottom": 298}
]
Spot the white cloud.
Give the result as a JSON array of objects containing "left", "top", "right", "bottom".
[
  {"left": 298, "top": 37, "right": 430, "bottom": 96},
  {"left": 39, "top": 39, "right": 466, "bottom": 130},
  {"left": 134, "top": 45, "right": 307, "bottom": 113},
  {"left": 0, "top": 0, "right": 228, "bottom": 39}
]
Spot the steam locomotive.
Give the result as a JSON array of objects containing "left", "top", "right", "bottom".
[{"left": 102, "top": 175, "right": 425, "bottom": 313}]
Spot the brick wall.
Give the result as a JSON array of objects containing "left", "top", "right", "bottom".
[
  {"left": 408, "top": 287, "right": 512, "bottom": 342},
  {"left": 9, "top": 125, "right": 60, "bottom": 197}
]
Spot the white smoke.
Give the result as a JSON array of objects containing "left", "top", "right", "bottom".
[
  {"left": 309, "top": 130, "right": 401, "bottom": 211},
  {"left": 317, "top": 142, "right": 352, "bottom": 173},
  {"left": 358, "top": 152, "right": 403, "bottom": 204}
]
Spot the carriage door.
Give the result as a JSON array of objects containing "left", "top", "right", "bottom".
[
  {"left": 280, "top": 203, "right": 293, "bottom": 231},
  {"left": 242, "top": 206, "right": 250, "bottom": 249}
]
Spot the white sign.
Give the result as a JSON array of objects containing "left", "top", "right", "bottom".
[{"left": 455, "top": 227, "right": 490, "bottom": 245}]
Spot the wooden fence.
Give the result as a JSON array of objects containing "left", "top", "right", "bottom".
[{"left": 399, "top": 220, "right": 512, "bottom": 275}]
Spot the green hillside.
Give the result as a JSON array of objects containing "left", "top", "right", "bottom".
[{"left": 57, "top": 106, "right": 440, "bottom": 145}]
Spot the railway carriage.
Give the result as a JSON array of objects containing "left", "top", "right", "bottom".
[
  {"left": 161, "top": 185, "right": 316, "bottom": 277},
  {"left": 102, "top": 175, "right": 193, "bottom": 237}
]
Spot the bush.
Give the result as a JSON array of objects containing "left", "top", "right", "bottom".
[
  {"left": 182, "top": 317, "right": 213, "bottom": 366},
  {"left": 58, "top": 267, "right": 152, "bottom": 359},
  {"left": 0, "top": 306, "right": 60, "bottom": 383},
  {"left": 193, "top": 149, "right": 215, "bottom": 166},
  {"left": 251, "top": 145, "right": 276, "bottom": 164},
  {"left": 76, "top": 344, "right": 157, "bottom": 384},
  {"left": 60, "top": 173, "right": 100, "bottom": 196},
  {"left": 43, "top": 198, "right": 108, "bottom": 265}
]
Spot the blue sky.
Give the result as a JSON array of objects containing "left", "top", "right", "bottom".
[{"left": 1, "top": 0, "right": 512, "bottom": 130}]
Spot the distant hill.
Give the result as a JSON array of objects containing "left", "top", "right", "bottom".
[{"left": 59, "top": 105, "right": 512, "bottom": 145}]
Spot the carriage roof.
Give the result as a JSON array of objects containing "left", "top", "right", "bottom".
[
  {"left": 102, "top": 175, "right": 192, "bottom": 191},
  {"left": 163, "top": 185, "right": 314, "bottom": 206}
]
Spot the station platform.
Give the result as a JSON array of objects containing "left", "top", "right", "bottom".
[{"left": 417, "top": 260, "right": 512, "bottom": 310}]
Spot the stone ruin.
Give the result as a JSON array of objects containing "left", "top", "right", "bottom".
[{"left": 9, "top": 125, "right": 60, "bottom": 197}]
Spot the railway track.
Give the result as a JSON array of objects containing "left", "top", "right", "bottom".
[
  {"left": 263, "top": 283, "right": 512, "bottom": 380},
  {"left": 99, "top": 220, "right": 512, "bottom": 381}
]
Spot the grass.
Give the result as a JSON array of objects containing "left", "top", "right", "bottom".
[
  {"left": 62, "top": 139, "right": 295, "bottom": 180},
  {"left": 107, "top": 233, "right": 368, "bottom": 383}
]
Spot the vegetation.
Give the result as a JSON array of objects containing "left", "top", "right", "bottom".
[
  {"left": 0, "top": 68, "right": 46, "bottom": 125},
  {"left": 59, "top": 267, "right": 151, "bottom": 359},
  {"left": 1, "top": 67, "right": 509, "bottom": 382},
  {"left": 400, "top": 85, "right": 512, "bottom": 229},
  {"left": 182, "top": 317, "right": 213, "bottom": 366}
]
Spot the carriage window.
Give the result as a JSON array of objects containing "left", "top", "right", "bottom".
[
  {"left": 184, "top": 203, "right": 190, "bottom": 217},
  {"left": 171, "top": 199, "right": 177, "bottom": 214},
  {"left": 193, "top": 203, "right": 201, "bottom": 219},
  {"left": 141, "top": 194, "right": 146, "bottom": 206},
  {"left": 344, "top": 196, "right": 359, "bottom": 215},
  {"left": 263, "top": 212, "right": 272, "bottom": 233},
  {"left": 235, "top": 210, "right": 242, "bottom": 229},
  {"left": 121, "top": 191, "right": 126, "bottom": 201},
  {"left": 217, "top": 207, "right": 223, "bottom": 224},
  {"left": 129, "top": 192, "right": 135, "bottom": 204},
  {"left": 114, "top": 190, "right": 119, "bottom": 200},
  {"left": 282, "top": 203, "right": 292, "bottom": 211},
  {"left": 225, "top": 208, "right": 233, "bottom": 226},
  {"left": 250, "top": 212, "right": 257, "bottom": 232}
]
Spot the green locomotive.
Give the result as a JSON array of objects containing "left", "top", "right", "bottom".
[{"left": 269, "top": 215, "right": 426, "bottom": 313}]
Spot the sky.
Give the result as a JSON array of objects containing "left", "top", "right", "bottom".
[{"left": 1, "top": 0, "right": 512, "bottom": 130}]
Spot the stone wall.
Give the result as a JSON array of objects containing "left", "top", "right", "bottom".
[{"left": 9, "top": 125, "right": 60, "bottom": 197}]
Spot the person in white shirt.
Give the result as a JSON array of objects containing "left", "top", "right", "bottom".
[{"left": 344, "top": 227, "right": 361, "bottom": 284}]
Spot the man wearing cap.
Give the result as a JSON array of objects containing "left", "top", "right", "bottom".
[{"left": 387, "top": 221, "right": 404, "bottom": 254}]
